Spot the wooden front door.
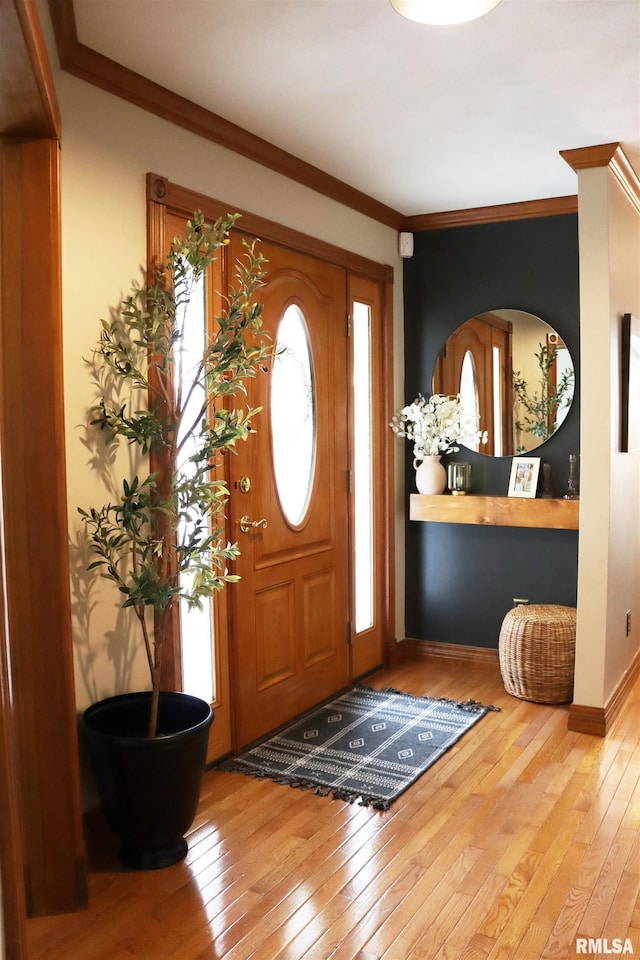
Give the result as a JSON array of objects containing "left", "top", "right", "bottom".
[{"left": 228, "top": 237, "right": 350, "bottom": 749}]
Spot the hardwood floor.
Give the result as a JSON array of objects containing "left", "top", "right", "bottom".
[{"left": 27, "top": 657, "right": 640, "bottom": 960}]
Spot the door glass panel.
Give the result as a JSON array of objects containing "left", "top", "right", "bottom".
[
  {"left": 353, "top": 301, "right": 374, "bottom": 633},
  {"left": 271, "top": 305, "right": 316, "bottom": 525},
  {"left": 460, "top": 349, "right": 481, "bottom": 452},
  {"left": 176, "top": 262, "right": 215, "bottom": 703}
]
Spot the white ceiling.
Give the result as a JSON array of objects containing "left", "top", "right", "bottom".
[{"left": 73, "top": 0, "right": 640, "bottom": 217}]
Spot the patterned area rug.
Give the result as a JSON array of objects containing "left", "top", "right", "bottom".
[{"left": 218, "top": 685, "right": 499, "bottom": 810}]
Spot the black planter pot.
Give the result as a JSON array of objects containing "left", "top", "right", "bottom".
[{"left": 82, "top": 691, "right": 214, "bottom": 870}]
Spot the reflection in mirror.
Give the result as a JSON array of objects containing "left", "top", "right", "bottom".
[
  {"left": 433, "top": 309, "right": 574, "bottom": 457},
  {"left": 460, "top": 351, "right": 482, "bottom": 452}
]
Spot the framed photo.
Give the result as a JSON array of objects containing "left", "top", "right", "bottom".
[
  {"left": 508, "top": 456, "right": 541, "bottom": 498},
  {"left": 621, "top": 313, "right": 640, "bottom": 453}
]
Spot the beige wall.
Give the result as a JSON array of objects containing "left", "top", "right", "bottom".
[
  {"left": 46, "top": 62, "right": 405, "bottom": 712},
  {"left": 574, "top": 163, "right": 640, "bottom": 707}
]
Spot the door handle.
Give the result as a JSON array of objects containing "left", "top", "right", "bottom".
[{"left": 239, "top": 515, "right": 268, "bottom": 534}]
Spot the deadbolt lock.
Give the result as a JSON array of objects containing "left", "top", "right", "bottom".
[{"left": 238, "top": 476, "right": 251, "bottom": 493}]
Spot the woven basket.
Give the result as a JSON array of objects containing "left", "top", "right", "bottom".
[{"left": 498, "top": 604, "right": 577, "bottom": 704}]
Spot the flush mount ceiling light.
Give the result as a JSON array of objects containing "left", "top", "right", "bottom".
[{"left": 390, "top": 0, "right": 503, "bottom": 25}]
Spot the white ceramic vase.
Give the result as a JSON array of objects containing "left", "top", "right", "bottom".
[{"left": 414, "top": 455, "right": 447, "bottom": 495}]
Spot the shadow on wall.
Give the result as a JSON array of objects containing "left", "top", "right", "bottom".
[{"left": 70, "top": 340, "right": 149, "bottom": 705}]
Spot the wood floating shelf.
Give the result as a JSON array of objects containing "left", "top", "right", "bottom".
[{"left": 409, "top": 494, "right": 579, "bottom": 530}]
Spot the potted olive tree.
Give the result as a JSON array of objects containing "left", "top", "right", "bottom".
[{"left": 79, "top": 211, "right": 270, "bottom": 868}]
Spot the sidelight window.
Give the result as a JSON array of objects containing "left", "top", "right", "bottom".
[
  {"left": 178, "top": 265, "right": 215, "bottom": 704},
  {"left": 352, "top": 301, "right": 374, "bottom": 633}
]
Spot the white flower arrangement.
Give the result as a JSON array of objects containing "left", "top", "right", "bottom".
[{"left": 390, "top": 393, "right": 487, "bottom": 462}]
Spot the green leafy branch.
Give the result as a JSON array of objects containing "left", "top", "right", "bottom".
[
  {"left": 513, "top": 342, "right": 574, "bottom": 452},
  {"left": 79, "top": 210, "right": 272, "bottom": 735}
]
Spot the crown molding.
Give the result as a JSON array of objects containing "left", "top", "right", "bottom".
[
  {"left": 401, "top": 194, "right": 578, "bottom": 232},
  {"left": 50, "top": 3, "right": 638, "bottom": 232},
  {"left": 559, "top": 141, "right": 620, "bottom": 170},
  {"left": 47, "top": 0, "right": 404, "bottom": 230},
  {"left": 560, "top": 142, "right": 640, "bottom": 215}
]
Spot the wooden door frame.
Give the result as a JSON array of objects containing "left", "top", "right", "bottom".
[
  {"left": 475, "top": 311, "right": 513, "bottom": 456},
  {"left": 1, "top": 138, "right": 88, "bottom": 920},
  {"left": 0, "top": 0, "right": 87, "bottom": 950},
  {"left": 146, "top": 174, "right": 396, "bottom": 751}
]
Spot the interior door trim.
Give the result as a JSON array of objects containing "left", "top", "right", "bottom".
[{"left": 147, "top": 174, "right": 393, "bottom": 285}]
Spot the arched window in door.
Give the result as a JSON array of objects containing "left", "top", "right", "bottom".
[{"left": 271, "top": 304, "right": 316, "bottom": 527}]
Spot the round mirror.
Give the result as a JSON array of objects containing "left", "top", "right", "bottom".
[{"left": 432, "top": 309, "right": 575, "bottom": 457}]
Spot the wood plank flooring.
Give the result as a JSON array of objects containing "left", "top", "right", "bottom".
[{"left": 27, "top": 657, "right": 640, "bottom": 960}]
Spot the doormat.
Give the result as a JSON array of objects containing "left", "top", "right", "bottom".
[{"left": 218, "top": 685, "right": 499, "bottom": 810}]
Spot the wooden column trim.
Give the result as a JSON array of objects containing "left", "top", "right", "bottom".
[
  {"left": 0, "top": 0, "right": 85, "bottom": 935},
  {"left": 560, "top": 141, "right": 621, "bottom": 170},
  {"left": 560, "top": 142, "right": 640, "bottom": 215},
  {"left": 0, "top": 139, "right": 87, "bottom": 916},
  {"left": 0, "top": 510, "right": 27, "bottom": 958}
]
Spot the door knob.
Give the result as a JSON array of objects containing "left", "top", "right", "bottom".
[{"left": 239, "top": 515, "right": 268, "bottom": 534}]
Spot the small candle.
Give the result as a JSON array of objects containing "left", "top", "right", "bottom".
[{"left": 447, "top": 462, "right": 471, "bottom": 495}]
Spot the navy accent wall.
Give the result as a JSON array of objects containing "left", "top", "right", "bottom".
[{"left": 402, "top": 215, "right": 580, "bottom": 648}]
